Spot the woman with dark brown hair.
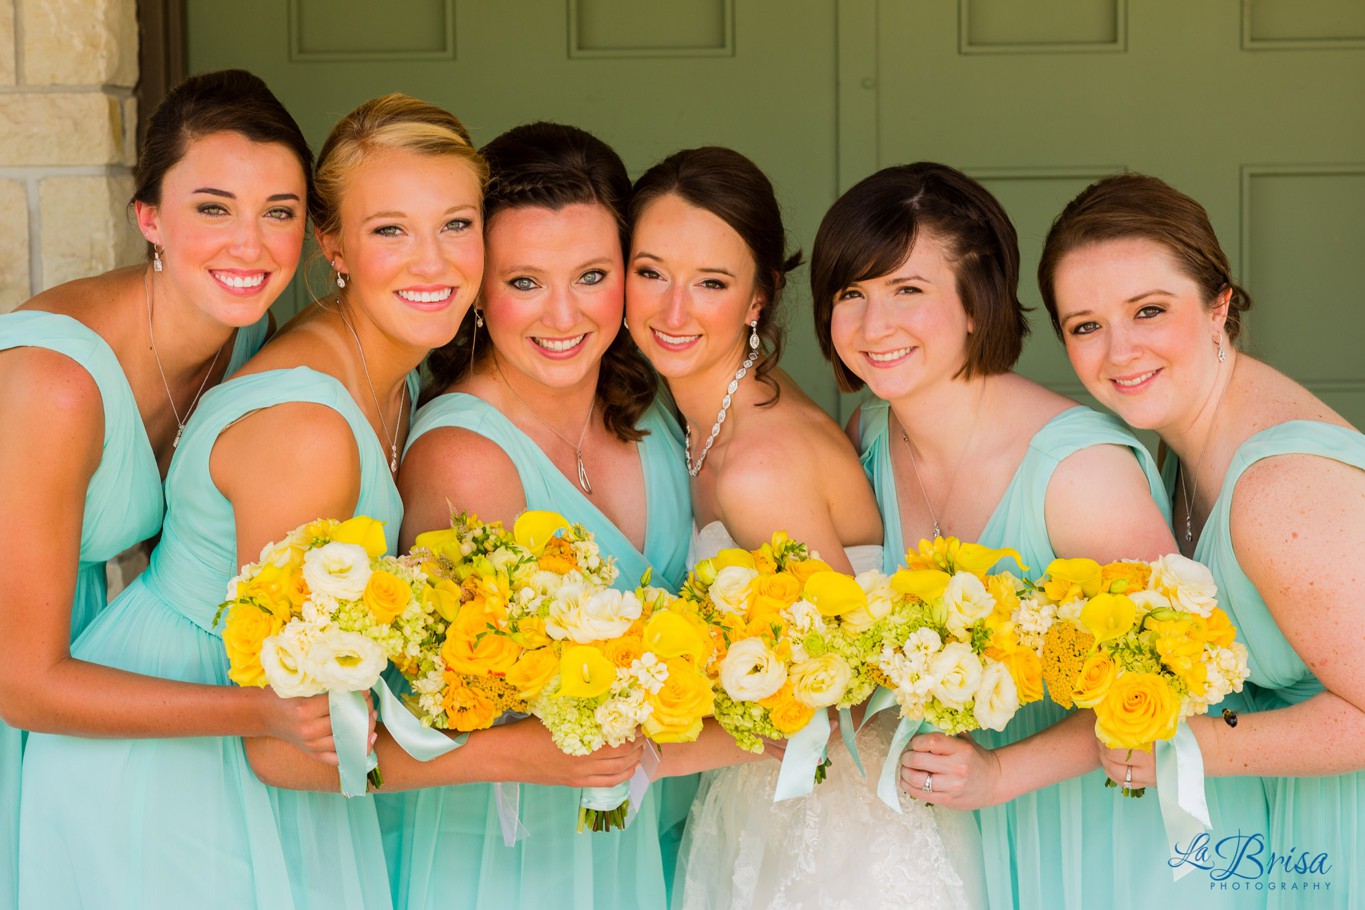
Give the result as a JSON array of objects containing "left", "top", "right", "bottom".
[
  {"left": 814, "top": 162, "right": 1259, "bottom": 909},
  {"left": 1041, "top": 172, "right": 1363, "bottom": 910},
  {"left": 394, "top": 121, "right": 690, "bottom": 910}
]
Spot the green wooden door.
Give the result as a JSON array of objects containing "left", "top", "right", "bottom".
[{"left": 187, "top": 0, "right": 1365, "bottom": 428}]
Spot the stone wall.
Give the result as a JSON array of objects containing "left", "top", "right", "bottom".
[{"left": 0, "top": 0, "right": 142, "bottom": 313}]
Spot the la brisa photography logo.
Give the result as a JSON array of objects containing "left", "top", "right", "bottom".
[{"left": 1171, "top": 831, "right": 1334, "bottom": 895}]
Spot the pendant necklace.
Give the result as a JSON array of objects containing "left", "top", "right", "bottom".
[
  {"left": 494, "top": 354, "right": 595, "bottom": 494},
  {"left": 145, "top": 267, "right": 224, "bottom": 449},
  {"left": 895, "top": 385, "right": 986, "bottom": 539},
  {"left": 1178, "top": 360, "right": 1233, "bottom": 546},
  {"left": 338, "top": 304, "right": 405, "bottom": 474}
]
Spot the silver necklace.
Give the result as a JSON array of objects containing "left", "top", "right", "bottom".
[
  {"left": 338, "top": 305, "right": 405, "bottom": 474},
  {"left": 1178, "top": 361, "right": 1233, "bottom": 545},
  {"left": 494, "top": 354, "right": 595, "bottom": 494},
  {"left": 145, "top": 267, "right": 224, "bottom": 449},
  {"left": 894, "top": 387, "right": 985, "bottom": 539},
  {"left": 686, "top": 347, "right": 758, "bottom": 477}
]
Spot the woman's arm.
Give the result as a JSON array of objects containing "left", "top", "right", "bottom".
[{"left": 398, "top": 427, "right": 525, "bottom": 550}]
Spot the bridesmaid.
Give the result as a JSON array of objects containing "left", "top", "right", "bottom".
[
  {"left": 1040, "top": 173, "right": 1365, "bottom": 909},
  {"left": 813, "top": 162, "right": 1267, "bottom": 909},
  {"left": 18, "top": 92, "right": 484, "bottom": 908},
  {"left": 0, "top": 69, "right": 307, "bottom": 909},
  {"left": 394, "top": 121, "right": 688, "bottom": 910}
]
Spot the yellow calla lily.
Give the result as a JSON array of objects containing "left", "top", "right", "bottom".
[
  {"left": 1080, "top": 592, "right": 1137, "bottom": 643},
  {"left": 557, "top": 645, "right": 616, "bottom": 699},
  {"left": 414, "top": 528, "right": 466, "bottom": 562},
  {"left": 423, "top": 578, "right": 464, "bottom": 623},
  {"left": 890, "top": 568, "right": 952, "bottom": 603},
  {"left": 713, "top": 548, "right": 757, "bottom": 570},
  {"left": 802, "top": 571, "right": 867, "bottom": 617},
  {"left": 644, "top": 611, "right": 705, "bottom": 662},
  {"left": 1043, "top": 558, "right": 1103, "bottom": 601},
  {"left": 954, "top": 543, "right": 1027, "bottom": 576},
  {"left": 333, "top": 515, "right": 387, "bottom": 557},
  {"left": 514, "top": 511, "right": 570, "bottom": 553}
]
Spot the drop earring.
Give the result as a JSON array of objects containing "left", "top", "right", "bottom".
[
  {"left": 1216, "top": 334, "right": 1226, "bottom": 363},
  {"left": 153, "top": 245, "right": 164, "bottom": 273},
  {"left": 623, "top": 316, "right": 630, "bottom": 330},
  {"left": 333, "top": 260, "right": 347, "bottom": 289},
  {"left": 749, "top": 320, "right": 760, "bottom": 351}
]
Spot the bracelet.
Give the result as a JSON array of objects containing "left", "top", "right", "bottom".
[{"left": 1221, "top": 708, "right": 1238, "bottom": 728}]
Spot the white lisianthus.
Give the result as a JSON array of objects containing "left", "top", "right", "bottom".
[
  {"left": 790, "top": 653, "right": 853, "bottom": 708},
  {"left": 711, "top": 566, "right": 759, "bottom": 614},
  {"left": 301, "top": 542, "right": 372, "bottom": 601},
  {"left": 260, "top": 631, "right": 325, "bottom": 698},
  {"left": 547, "top": 586, "right": 642, "bottom": 643},
  {"left": 718, "top": 638, "right": 787, "bottom": 701},
  {"left": 972, "top": 661, "right": 1019, "bottom": 731},
  {"left": 1128, "top": 588, "right": 1172, "bottom": 616},
  {"left": 1150, "top": 554, "right": 1219, "bottom": 617},
  {"left": 928, "top": 642, "right": 983, "bottom": 710},
  {"left": 305, "top": 628, "right": 388, "bottom": 691},
  {"left": 843, "top": 572, "right": 896, "bottom": 633},
  {"left": 942, "top": 572, "right": 996, "bottom": 638}
]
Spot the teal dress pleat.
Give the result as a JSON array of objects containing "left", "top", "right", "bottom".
[
  {"left": 0, "top": 310, "right": 265, "bottom": 910},
  {"left": 17, "top": 367, "right": 399, "bottom": 910},
  {"left": 860, "top": 399, "right": 1269, "bottom": 910},
  {"left": 1181, "top": 420, "right": 1365, "bottom": 908},
  {"left": 382, "top": 392, "right": 692, "bottom": 910}
]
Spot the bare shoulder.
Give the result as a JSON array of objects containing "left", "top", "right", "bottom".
[
  {"left": 1230, "top": 451, "right": 1365, "bottom": 567},
  {"left": 211, "top": 400, "right": 360, "bottom": 502},
  {"left": 1236, "top": 357, "right": 1355, "bottom": 431},
  {"left": 399, "top": 426, "right": 524, "bottom": 543},
  {"left": 1046, "top": 442, "right": 1175, "bottom": 562}
]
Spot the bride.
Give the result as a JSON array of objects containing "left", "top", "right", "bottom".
[{"left": 625, "top": 146, "right": 987, "bottom": 910}]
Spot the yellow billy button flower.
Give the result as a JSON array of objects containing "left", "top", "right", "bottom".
[
  {"left": 890, "top": 568, "right": 952, "bottom": 604},
  {"left": 514, "top": 510, "right": 570, "bottom": 553},
  {"left": 1042, "top": 557, "right": 1103, "bottom": 604},
  {"left": 558, "top": 645, "right": 615, "bottom": 699},
  {"left": 644, "top": 611, "right": 705, "bottom": 664},
  {"left": 363, "top": 570, "right": 412, "bottom": 624},
  {"left": 954, "top": 543, "right": 1027, "bottom": 578},
  {"left": 333, "top": 515, "right": 387, "bottom": 557},
  {"left": 802, "top": 571, "right": 867, "bottom": 618},
  {"left": 1041, "top": 621, "right": 1096, "bottom": 709},
  {"left": 1080, "top": 592, "right": 1138, "bottom": 643}
]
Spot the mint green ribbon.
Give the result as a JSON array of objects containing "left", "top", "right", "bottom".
[
  {"left": 372, "top": 678, "right": 467, "bottom": 760},
  {"left": 877, "top": 715, "right": 929, "bottom": 813},
  {"left": 837, "top": 706, "right": 864, "bottom": 776},
  {"left": 773, "top": 709, "right": 829, "bottom": 801},
  {"left": 580, "top": 781, "right": 630, "bottom": 811},
  {"left": 1155, "top": 720, "right": 1211, "bottom": 881},
  {"left": 329, "top": 689, "right": 379, "bottom": 798}
]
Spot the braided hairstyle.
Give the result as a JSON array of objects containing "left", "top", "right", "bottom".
[
  {"left": 424, "top": 122, "right": 656, "bottom": 442},
  {"left": 810, "top": 162, "right": 1028, "bottom": 391}
]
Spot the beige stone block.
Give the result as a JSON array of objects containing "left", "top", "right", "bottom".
[
  {"left": 38, "top": 174, "right": 140, "bottom": 289},
  {"left": 20, "top": 0, "right": 137, "bottom": 87},
  {"left": 0, "top": 92, "right": 130, "bottom": 166},
  {"left": 0, "top": 178, "right": 30, "bottom": 312},
  {"left": 0, "top": 0, "right": 16, "bottom": 86}
]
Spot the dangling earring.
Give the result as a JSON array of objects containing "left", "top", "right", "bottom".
[
  {"left": 623, "top": 316, "right": 630, "bottom": 330},
  {"left": 469, "top": 308, "right": 481, "bottom": 369},
  {"left": 1216, "top": 334, "right": 1226, "bottom": 363},
  {"left": 749, "top": 320, "right": 760, "bottom": 352},
  {"left": 332, "top": 260, "right": 347, "bottom": 289},
  {"left": 153, "top": 245, "right": 164, "bottom": 273},
  {"left": 474, "top": 309, "right": 484, "bottom": 328}
]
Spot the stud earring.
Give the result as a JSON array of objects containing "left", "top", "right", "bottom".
[
  {"left": 749, "top": 320, "right": 760, "bottom": 351},
  {"left": 153, "top": 245, "right": 164, "bottom": 273}
]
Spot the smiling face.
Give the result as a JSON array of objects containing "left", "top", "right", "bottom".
[
  {"left": 1052, "top": 236, "right": 1228, "bottom": 434},
  {"left": 625, "top": 193, "right": 762, "bottom": 387},
  {"left": 324, "top": 146, "right": 484, "bottom": 353},
  {"left": 828, "top": 230, "right": 974, "bottom": 403},
  {"left": 135, "top": 130, "right": 307, "bottom": 327},
  {"left": 481, "top": 201, "right": 624, "bottom": 391}
]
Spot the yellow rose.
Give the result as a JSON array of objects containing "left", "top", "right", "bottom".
[
  {"left": 604, "top": 636, "right": 645, "bottom": 669},
  {"left": 802, "top": 571, "right": 867, "bottom": 618},
  {"left": 643, "top": 659, "right": 714, "bottom": 743},
  {"left": 1071, "top": 651, "right": 1117, "bottom": 709},
  {"left": 513, "top": 510, "right": 570, "bottom": 553},
  {"left": 442, "top": 672, "right": 499, "bottom": 731},
  {"left": 759, "top": 682, "right": 815, "bottom": 736},
  {"left": 333, "top": 515, "right": 387, "bottom": 557},
  {"left": 1006, "top": 646, "right": 1044, "bottom": 704},
  {"left": 786, "top": 559, "right": 834, "bottom": 585},
  {"left": 1042, "top": 558, "right": 1103, "bottom": 604},
  {"left": 505, "top": 647, "right": 560, "bottom": 700},
  {"left": 363, "top": 569, "right": 412, "bottom": 624},
  {"left": 557, "top": 645, "right": 616, "bottom": 699},
  {"left": 440, "top": 603, "right": 520, "bottom": 675},
  {"left": 1101, "top": 561, "right": 1151, "bottom": 595},
  {"left": 1093, "top": 671, "right": 1181, "bottom": 750},
  {"left": 643, "top": 611, "right": 705, "bottom": 664},
  {"left": 223, "top": 602, "right": 288, "bottom": 688},
  {"left": 752, "top": 572, "right": 803, "bottom": 615},
  {"left": 1080, "top": 593, "right": 1137, "bottom": 643}
]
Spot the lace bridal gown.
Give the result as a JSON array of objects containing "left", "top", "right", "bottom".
[{"left": 674, "top": 522, "right": 987, "bottom": 910}]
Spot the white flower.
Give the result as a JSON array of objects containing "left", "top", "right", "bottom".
[
  {"left": 928, "top": 642, "right": 983, "bottom": 710},
  {"left": 973, "top": 661, "right": 1019, "bottom": 731},
  {"left": 942, "top": 572, "right": 996, "bottom": 638},
  {"left": 304, "top": 628, "right": 387, "bottom": 691},
  {"left": 301, "top": 542, "right": 372, "bottom": 601},
  {"left": 546, "top": 585, "right": 641, "bottom": 643},
  {"left": 596, "top": 692, "right": 646, "bottom": 744},
  {"left": 630, "top": 652, "right": 669, "bottom": 694},
  {"left": 790, "top": 653, "right": 853, "bottom": 708},
  {"left": 711, "top": 566, "right": 759, "bottom": 614},
  {"left": 1150, "top": 554, "right": 1219, "bottom": 617},
  {"left": 785, "top": 598, "right": 824, "bottom": 636},
  {"left": 1128, "top": 589, "right": 1172, "bottom": 616},
  {"left": 718, "top": 637, "right": 787, "bottom": 701},
  {"left": 842, "top": 572, "right": 897, "bottom": 633},
  {"left": 260, "top": 631, "right": 325, "bottom": 698},
  {"left": 1011, "top": 597, "right": 1057, "bottom": 653}
]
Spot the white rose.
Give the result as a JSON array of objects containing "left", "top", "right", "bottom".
[
  {"left": 711, "top": 566, "right": 759, "bottom": 614},
  {"left": 546, "top": 585, "right": 641, "bottom": 643},
  {"left": 1150, "top": 554, "right": 1219, "bottom": 617},
  {"left": 790, "top": 653, "right": 853, "bottom": 708},
  {"left": 260, "top": 631, "right": 325, "bottom": 698},
  {"left": 972, "top": 661, "right": 1019, "bottom": 731},
  {"left": 718, "top": 637, "right": 787, "bottom": 702},
  {"left": 304, "top": 628, "right": 388, "bottom": 691},
  {"left": 842, "top": 572, "right": 896, "bottom": 633},
  {"left": 942, "top": 572, "right": 996, "bottom": 638},
  {"left": 301, "top": 542, "right": 372, "bottom": 601},
  {"left": 928, "top": 642, "right": 983, "bottom": 710}
]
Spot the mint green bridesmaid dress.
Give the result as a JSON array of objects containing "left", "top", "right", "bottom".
[
  {"left": 861, "top": 399, "right": 1269, "bottom": 910},
  {"left": 1183, "top": 420, "right": 1365, "bottom": 909},
  {"left": 0, "top": 310, "right": 265, "bottom": 910},
  {"left": 383, "top": 392, "right": 691, "bottom": 910},
  {"left": 17, "top": 367, "right": 399, "bottom": 910}
]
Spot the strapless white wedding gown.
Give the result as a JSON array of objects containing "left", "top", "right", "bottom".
[{"left": 674, "top": 522, "right": 987, "bottom": 910}]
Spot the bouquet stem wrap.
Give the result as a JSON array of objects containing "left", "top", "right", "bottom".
[
  {"left": 1155, "top": 720, "right": 1211, "bottom": 881},
  {"left": 332, "top": 680, "right": 469, "bottom": 798},
  {"left": 774, "top": 710, "right": 830, "bottom": 802}
]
